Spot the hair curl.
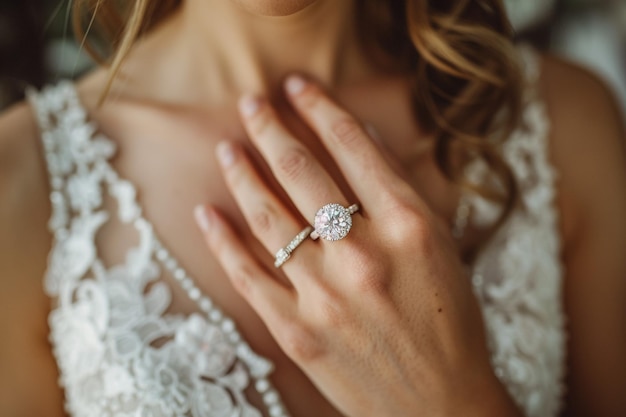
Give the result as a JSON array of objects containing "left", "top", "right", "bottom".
[{"left": 72, "top": 0, "right": 523, "bottom": 254}]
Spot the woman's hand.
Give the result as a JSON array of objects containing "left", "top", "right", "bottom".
[{"left": 195, "top": 76, "right": 522, "bottom": 417}]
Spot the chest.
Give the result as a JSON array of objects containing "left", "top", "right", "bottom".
[
  {"left": 50, "top": 89, "right": 468, "bottom": 416},
  {"left": 29, "top": 78, "right": 567, "bottom": 417},
  {"left": 100, "top": 98, "right": 479, "bottom": 327}
]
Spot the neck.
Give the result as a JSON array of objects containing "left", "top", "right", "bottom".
[{"left": 114, "top": 0, "right": 376, "bottom": 107}]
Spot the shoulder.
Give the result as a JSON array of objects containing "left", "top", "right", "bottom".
[
  {"left": 538, "top": 54, "right": 624, "bottom": 162},
  {"left": 0, "top": 100, "right": 41, "bottom": 187},
  {"left": 0, "top": 99, "right": 66, "bottom": 416},
  {"left": 539, "top": 53, "right": 622, "bottom": 113},
  {"left": 0, "top": 99, "right": 49, "bottom": 220},
  {"left": 536, "top": 56, "right": 626, "bottom": 414},
  {"left": 536, "top": 54, "right": 625, "bottom": 246},
  {"left": 0, "top": 98, "right": 52, "bottom": 283},
  {"left": 539, "top": 54, "right": 624, "bottom": 146}
]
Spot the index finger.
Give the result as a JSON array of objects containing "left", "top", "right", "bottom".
[{"left": 284, "top": 75, "right": 406, "bottom": 210}]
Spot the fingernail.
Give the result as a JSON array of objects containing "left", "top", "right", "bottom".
[
  {"left": 239, "top": 95, "right": 260, "bottom": 117},
  {"left": 216, "top": 142, "right": 236, "bottom": 168},
  {"left": 285, "top": 75, "right": 306, "bottom": 96},
  {"left": 194, "top": 205, "right": 211, "bottom": 232}
]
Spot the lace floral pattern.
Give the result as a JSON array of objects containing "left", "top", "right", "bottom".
[
  {"left": 27, "top": 83, "right": 286, "bottom": 417},
  {"left": 466, "top": 46, "right": 566, "bottom": 417},
  {"left": 27, "top": 45, "right": 565, "bottom": 417}
]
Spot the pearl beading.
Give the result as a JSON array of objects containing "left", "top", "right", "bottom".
[{"left": 152, "top": 237, "right": 291, "bottom": 417}]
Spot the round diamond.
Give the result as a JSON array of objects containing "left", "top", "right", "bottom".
[{"left": 314, "top": 203, "right": 352, "bottom": 241}]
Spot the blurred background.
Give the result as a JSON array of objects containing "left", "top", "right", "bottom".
[{"left": 0, "top": 0, "right": 625, "bottom": 115}]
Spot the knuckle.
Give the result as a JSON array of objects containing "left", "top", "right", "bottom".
[
  {"left": 276, "top": 147, "right": 312, "bottom": 182},
  {"left": 353, "top": 270, "right": 389, "bottom": 298},
  {"left": 229, "top": 264, "right": 257, "bottom": 298},
  {"left": 278, "top": 322, "right": 324, "bottom": 362},
  {"left": 382, "top": 199, "right": 428, "bottom": 240},
  {"left": 402, "top": 210, "right": 431, "bottom": 240},
  {"left": 248, "top": 203, "right": 279, "bottom": 237},
  {"left": 340, "top": 242, "right": 389, "bottom": 297},
  {"left": 319, "top": 303, "right": 347, "bottom": 328},
  {"left": 394, "top": 213, "right": 435, "bottom": 254},
  {"left": 330, "top": 118, "right": 363, "bottom": 148},
  {"left": 396, "top": 204, "right": 426, "bottom": 231},
  {"left": 316, "top": 289, "right": 350, "bottom": 328},
  {"left": 350, "top": 261, "right": 389, "bottom": 298}
]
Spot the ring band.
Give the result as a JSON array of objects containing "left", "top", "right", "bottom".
[
  {"left": 310, "top": 203, "right": 360, "bottom": 241},
  {"left": 274, "top": 226, "right": 314, "bottom": 268}
]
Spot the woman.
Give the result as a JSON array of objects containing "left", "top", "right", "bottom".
[{"left": 0, "top": 1, "right": 624, "bottom": 416}]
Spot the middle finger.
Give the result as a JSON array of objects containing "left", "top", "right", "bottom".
[{"left": 238, "top": 95, "right": 351, "bottom": 221}]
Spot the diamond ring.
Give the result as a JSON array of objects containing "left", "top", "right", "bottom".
[
  {"left": 274, "top": 226, "right": 314, "bottom": 268},
  {"left": 310, "top": 203, "right": 360, "bottom": 241}
]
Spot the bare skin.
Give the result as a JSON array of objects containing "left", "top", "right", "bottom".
[{"left": 0, "top": 0, "right": 625, "bottom": 416}]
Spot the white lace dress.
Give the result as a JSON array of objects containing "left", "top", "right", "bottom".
[{"left": 26, "top": 47, "right": 566, "bottom": 417}]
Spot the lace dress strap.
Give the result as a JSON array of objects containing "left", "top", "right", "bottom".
[
  {"left": 465, "top": 45, "right": 567, "bottom": 417},
  {"left": 26, "top": 82, "right": 117, "bottom": 296},
  {"left": 26, "top": 82, "right": 117, "bottom": 238},
  {"left": 503, "top": 45, "right": 556, "bottom": 216}
]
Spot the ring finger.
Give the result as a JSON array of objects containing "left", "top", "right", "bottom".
[
  {"left": 238, "top": 95, "right": 351, "bottom": 221},
  {"left": 216, "top": 141, "right": 317, "bottom": 272}
]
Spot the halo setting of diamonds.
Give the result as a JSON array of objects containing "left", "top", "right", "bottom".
[{"left": 312, "top": 203, "right": 359, "bottom": 241}]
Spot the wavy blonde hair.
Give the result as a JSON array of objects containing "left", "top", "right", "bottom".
[{"left": 73, "top": 0, "right": 523, "bottom": 253}]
